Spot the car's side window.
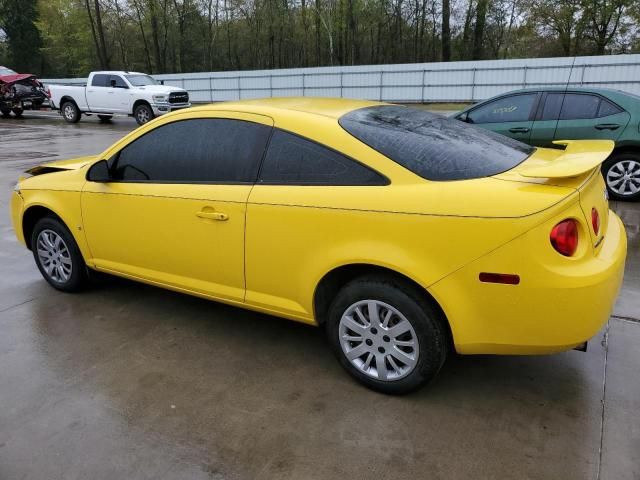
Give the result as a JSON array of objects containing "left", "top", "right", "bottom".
[
  {"left": 110, "top": 75, "right": 128, "bottom": 89},
  {"left": 111, "top": 118, "right": 271, "bottom": 183},
  {"left": 540, "top": 93, "right": 564, "bottom": 121},
  {"left": 559, "top": 94, "right": 601, "bottom": 120},
  {"left": 91, "top": 74, "right": 109, "bottom": 87},
  {"left": 467, "top": 94, "right": 537, "bottom": 124},
  {"left": 597, "top": 99, "right": 623, "bottom": 117},
  {"left": 258, "top": 129, "right": 388, "bottom": 185}
]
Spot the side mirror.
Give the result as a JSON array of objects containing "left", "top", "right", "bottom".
[
  {"left": 458, "top": 112, "right": 469, "bottom": 122},
  {"left": 87, "top": 160, "right": 111, "bottom": 182},
  {"left": 110, "top": 79, "right": 116, "bottom": 88}
]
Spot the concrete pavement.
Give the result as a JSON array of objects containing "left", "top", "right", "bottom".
[{"left": 0, "top": 111, "right": 639, "bottom": 480}]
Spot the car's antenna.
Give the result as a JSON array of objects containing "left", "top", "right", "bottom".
[{"left": 553, "top": 54, "right": 578, "bottom": 145}]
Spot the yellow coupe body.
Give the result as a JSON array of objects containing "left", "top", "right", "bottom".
[{"left": 11, "top": 98, "right": 626, "bottom": 391}]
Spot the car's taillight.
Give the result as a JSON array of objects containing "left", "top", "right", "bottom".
[
  {"left": 550, "top": 219, "right": 579, "bottom": 257},
  {"left": 591, "top": 208, "right": 600, "bottom": 236}
]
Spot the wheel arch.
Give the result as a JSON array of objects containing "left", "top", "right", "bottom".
[
  {"left": 22, "top": 205, "right": 65, "bottom": 251},
  {"left": 59, "top": 96, "right": 79, "bottom": 109},
  {"left": 132, "top": 99, "right": 151, "bottom": 114},
  {"left": 313, "top": 263, "right": 453, "bottom": 345}
]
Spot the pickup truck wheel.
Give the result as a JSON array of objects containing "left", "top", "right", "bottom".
[
  {"left": 62, "top": 101, "right": 81, "bottom": 123},
  {"left": 1, "top": 108, "right": 11, "bottom": 118},
  {"left": 12, "top": 108, "right": 23, "bottom": 118},
  {"left": 98, "top": 114, "right": 113, "bottom": 122},
  {"left": 134, "top": 104, "right": 154, "bottom": 125}
]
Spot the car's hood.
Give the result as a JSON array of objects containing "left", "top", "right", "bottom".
[
  {"left": 132, "top": 85, "right": 186, "bottom": 94},
  {"left": 25, "top": 155, "right": 98, "bottom": 176}
]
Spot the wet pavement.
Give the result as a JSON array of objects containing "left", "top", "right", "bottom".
[{"left": 1, "top": 111, "right": 639, "bottom": 480}]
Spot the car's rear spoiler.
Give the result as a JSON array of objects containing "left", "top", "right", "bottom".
[{"left": 520, "top": 140, "right": 614, "bottom": 179}]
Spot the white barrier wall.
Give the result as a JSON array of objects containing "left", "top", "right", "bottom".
[{"left": 42, "top": 54, "right": 640, "bottom": 104}]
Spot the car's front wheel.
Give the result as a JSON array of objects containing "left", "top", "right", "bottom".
[
  {"left": 31, "top": 217, "right": 88, "bottom": 292},
  {"left": 134, "top": 104, "right": 154, "bottom": 125},
  {"left": 327, "top": 275, "right": 448, "bottom": 394},
  {"left": 603, "top": 152, "right": 640, "bottom": 201}
]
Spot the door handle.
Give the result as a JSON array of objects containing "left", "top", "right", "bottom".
[
  {"left": 196, "top": 210, "right": 228, "bottom": 221},
  {"left": 595, "top": 123, "right": 620, "bottom": 130},
  {"left": 509, "top": 127, "right": 530, "bottom": 133}
]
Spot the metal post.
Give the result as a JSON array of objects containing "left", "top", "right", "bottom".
[
  {"left": 209, "top": 77, "right": 213, "bottom": 102},
  {"left": 470, "top": 68, "right": 477, "bottom": 102},
  {"left": 340, "top": 71, "right": 343, "bottom": 98},
  {"left": 522, "top": 66, "right": 527, "bottom": 88},
  {"left": 379, "top": 71, "right": 384, "bottom": 101},
  {"left": 302, "top": 73, "right": 306, "bottom": 97},
  {"left": 237, "top": 76, "right": 241, "bottom": 100},
  {"left": 422, "top": 70, "right": 427, "bottom": 103},
  {"left": 270, "top": 74, "right": 273, "bottom": 98},
  {"left": 580, "top": 64, "right": 587, "bottom": 86}
]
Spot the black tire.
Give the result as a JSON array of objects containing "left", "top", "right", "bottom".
[
  {"left": 12, "top": 107, "right": 23, "bottom": 118},
  {"left": 326, "top": 275, "right": 449, "bottom": 395},
  {"left": 1, "top": 108, "right": 11, "bottom": 118},
  {"left": 133, "top": 103, "right": 154, "bottom": 125},
  {"left": 98, "top": 114, "right": 113, "bottom": 122},
  {"left": 31, "top": 216, "right": 88, "bottom": 292},
  {"left": 61, "top": 101, "right": 81, "bottom": 123},
  {"left": 602, "top": 153, "right": 640, "bottom": 201}
]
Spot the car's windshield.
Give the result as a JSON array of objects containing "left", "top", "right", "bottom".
[
  {"left": 339, "top": 105, "right": 535, "bottom": 181},
  {"left": 0, "top": 66, "right": 17, "bottom": 75},
  {"left": 125, "top": 74, "right": 157, "bottom": 86}
]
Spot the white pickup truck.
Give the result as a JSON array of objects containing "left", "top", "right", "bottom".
[{"left": 48, "top": 71, "right": 191, "bottom": 125}]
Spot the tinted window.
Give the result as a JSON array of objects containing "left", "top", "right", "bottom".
[
  {"left": 259, "top": 130, "right": 386, "bottom": 185},
  {"left": 560, "top": 94, "right": 600, "bottom": 120},
  {"left": 467, "top": 94, "right": 536, "bottom": 124},
  {"left": 597, "top": 99, "right": 623, "bottom": 117},
  {"left": 91, "top": 74, "right": 109, "bottom": 87},
  {"left": 110, "top": 75, "right": 128, "bottom": 88},
  {"left": 540, "top": 93, "right": 564, "bottom": 121},
  {"left": 340, "top": 106, "right": 534, "bottom": 181},
  {"left": 111, "top": 119, "right": 271, "bottom": 183}
]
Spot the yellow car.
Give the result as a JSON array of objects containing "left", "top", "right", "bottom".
[{"left": 10, "top": 98, "right": 627, "bottom": 394}]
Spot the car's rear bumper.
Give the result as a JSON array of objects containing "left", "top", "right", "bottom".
[{"left": 429, "top": 210, "right": 627, "bottom": 355}]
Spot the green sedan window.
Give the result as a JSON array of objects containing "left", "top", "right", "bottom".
[{"left": 466, "top": 94, "right": 537, "bottom": 124}]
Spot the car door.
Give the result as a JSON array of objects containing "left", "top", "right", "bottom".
[
  {"left": 465, "top": 92, "right": 539, "bottom": 143},
  {"left": 529, "top": 92, "right": 563, "bottom": 147},
  {"left": 81, "top": 112, "right": 273, "bottom": 302},
  {"left": 85, "top": 73, "right": 110, "bottom": 111},
  {"left": 553, "top": 92, "right": 630, "bottom": 143},
  {"left": 107, "top": 74, "right": 131, "bottom": 113},
  {"left": 245, "top": 129, "right": 389, "bottom": 319}
]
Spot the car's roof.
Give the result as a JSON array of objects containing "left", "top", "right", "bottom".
[
  {"left": 489, "top": 86, "right": 636, "bottom": 97},
  {"left": 92, "top": 71, "right": 146, "bottom": 76},
  {"left": 193, "top": 97, "right": 384, "bottom": 119}
]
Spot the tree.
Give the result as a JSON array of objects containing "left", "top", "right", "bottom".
[{"left": 0, "top": 0, "right": 44, "bottom": 73}]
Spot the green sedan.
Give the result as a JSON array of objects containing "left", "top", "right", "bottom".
[{"left": 455, "top": 87, "right": 640, "bottom": 201}]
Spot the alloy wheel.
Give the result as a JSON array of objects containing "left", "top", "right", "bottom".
[
  {"left": 339, "top": 299, "right": 419, "bottom": 381},
  {"left": 36, "top": 229, "right": 73, "bottom": 283},
  {"left": 606, "top": 159, "right": 640, "bottom": 197},
  {"left": 63, "top": 104, "right": 75, "bottom": 121}
]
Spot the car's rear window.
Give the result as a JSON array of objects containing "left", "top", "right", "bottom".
[{"left": 339, "top": 105, "right": 534, "bottom": 181}]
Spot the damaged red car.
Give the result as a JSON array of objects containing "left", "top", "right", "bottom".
[{"left": 0, "top": 66, "right": 49, "bottom": 118}]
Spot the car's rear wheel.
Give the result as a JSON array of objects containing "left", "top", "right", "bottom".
[
  {"left": 1, "top": 108, "right": 11, "bottom": 118},
  {"left": 134, "top": 104, "right": 154, "bottom": 125},
  {"left": 31, "top": 217, "right": 88, "bottom": 292},
  {"left": 603, "top": 153, "right": 640, "bottom": 201},
  {"left": 61, "top": 101, "right": 81, "bottom": 123},
  {"left": 326, "top": 275, "right": 448, "bottom": 394},
  {"left": 12, "top": 107, "right": 23, "bottom": 117},
  {"left": 98, "top": 114, "right": 113, "bottom": 122}
]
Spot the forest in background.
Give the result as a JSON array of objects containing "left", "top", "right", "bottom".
[{"left": 0, "top": 0, "right": 638, "bottom": 78}]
